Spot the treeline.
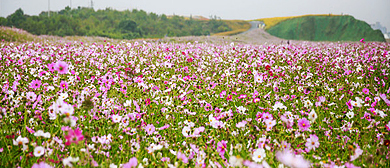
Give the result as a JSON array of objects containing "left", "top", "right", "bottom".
[{"left": 0, "top": 7, "right": 232, "bottom": 39}]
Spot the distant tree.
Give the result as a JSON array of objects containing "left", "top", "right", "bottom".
[{"left": 7, "top": 8, "right": 26, "bottom": 27}]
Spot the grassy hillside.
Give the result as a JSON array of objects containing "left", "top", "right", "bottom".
[
  {"left": 265, "top": 15, "right": 385, "bottom": 42},
  {"left": 212, "top": 20, "right": 251, "bottom": 36},
  {"left": 255, "top": 14, "right": 340, "bottom": 30}
]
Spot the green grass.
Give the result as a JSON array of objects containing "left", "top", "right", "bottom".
[
  {"left": 0, "top": 26, "right": 36, "bottom": 42},
  {"left": 265, "top": 15, "right": 385, "bottom": 42}
]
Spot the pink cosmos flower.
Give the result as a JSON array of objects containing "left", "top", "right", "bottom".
[
  {"left": 177, "top": 151, "right": 189, "bottom": 164},
  {"left": 386, "top": 121, "right": 390, "bottom": 131},
  {"left": 226, "top": 94, "right": 232, "bottom": 101},
  {"left": 60, "top": 81, "right": 68, "bottom": 90},
  {"left": 252, "top": 90, "right": 259, "bottom": 98},
  {"left": 262, "top": 112, "right": 273, "bottom": 121},
  {"left": 204, "top": 103, "right": 212, "bottom": 111},
  {"left": 145, "top": 124, "right": 155, "bottom": 135},
  {"left": 236, "top": 120, "right": 247, "bottom": 128},
  {"left": 192, "top": 127, "right": 205, "bottom": 136},
  {"left": 123, "top": 157, "right": 138, "bottom": 168},
  {"left": 359, "top": 38, "right": 365, "bottom": 43},
  {"left": 361, "top": 112, "right": 371, "bottom": 121},
  {"left": 26, "top": 126, "right": 35, "bottom": 134},
  {"left": 161, "top": 157, "right": 170, "bottom": 162},
  {"left": 305, "top": 134, "right": 320, "bottom": 151},
  {"left": 238, "top": 94, "right": 247, "bottom": 99},
  {"left": 26, "top": 91, "right": 37, "bottom": 102},
  {"left": 253, "top": 97, "right": 261, "bottom": 103},
  {"left": 220, "top": 90, "right": 226, "bottom": 98},
  {"left": 64, "top": 128, "right": 84, "bottom": 146},
  {"left": 346, "top": 99, "right": 353, "bottom": 110},
  {"left": 55, "top": 61, "right": 69, "bottom": 74},
  {"left": 275, "top": 150, "right": 310, "bottom": 168},
  {"left": 264, "top": 119, "right": 276, "bottom": 131},
  {"left": 30, "top": 79, "right": 41, "bottom": 90},
  {"left": 345, "top": 162, "right": 361, "bottom": 168},
  {"left": 217, "top": 140, "right": 227, "bottom": 158},
  {"left": 362, "top": 88, "right": 369, "bottom": 94},
  {"left": 47, "top": 63, "right": 56, "bottom": 72},
  {"left": 32, "top": 162, "right": 54, "bottom": 168},
  {"left": 158, "top": 124, "right": 170, "bottom": 130},
  {"left": 298, "top": 118, "right": 310, "bottom": 131}
]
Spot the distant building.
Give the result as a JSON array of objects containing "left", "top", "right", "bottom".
[{"left": 370, "top": 22, "right": 387, "bottom": 35}]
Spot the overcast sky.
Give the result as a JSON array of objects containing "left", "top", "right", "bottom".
[{"left": 1, "top": 0, "right": 389, "bottom": 31}]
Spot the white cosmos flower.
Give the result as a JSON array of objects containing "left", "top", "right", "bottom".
[
  {"left": 229, "top": 155, "right": 244, "bottom": 167},
  {"left": 33, "top": 146, "right": 45, "bottom": 157},
  {"left": 346, "top": 111, "right": 354, "bottom": 119},
  {"left": 273, "top": 101, "right": 287, "bottom": 111},
  {"left": 252, "top": 148, "right": 266, "bottom": 163},
  {"left": 13, "top": 136, "right": 29, "bottom": 146},
  {"left": 112, "top": 114, "right": 122, "bottom": 123},
  {"left": 62, "top": 156, "right": 79, "bottom": 167},
  {"left": 109, "top": 163, "right": 118, "bottom": 168},
  {"left": 308, "top": 109, "right": 317, "bottom": 123},
  {"left": 303, "top": 100, "right": 313, "bottom": 108},
  {"left": 59, "top": 92, "right": 68, "bottom": 100},
  {"left": 124, "top": 100, "right": 132, "bottom": 107},
  {"left": 375, "top": 109, "right": 387, "bottom": 118},
  {"left": 34, "top": 130, "right": 45, "bottom": 137},
  {"left": 182, "top": 126, "right": 191, "bottom": 137}
]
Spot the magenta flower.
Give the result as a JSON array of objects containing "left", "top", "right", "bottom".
[
  {"left": 64, "top": 128, "right": 84, "bottom": 146},
  {"left": 217, "top": 140, "right": 227, "bottom": 158},
  {"left": 298, "top": 118, "right": 310, "bottom": 131},
  {"left": 60, "top": 81, "right": 68, "bottom": 90},
  {"left": 204, "top": 103, "right": 212, "bottom": 111},
  {"left": 26, "top": 126, "right": 35, "bottom": 134},
  {"left": 30, "top": 79, "right": 41, "bottom": 90},
  {"left": 47, "top": 63, "right": 56, "bottom": 72},
  {"left": 346, "top": 99, "right": 353, "bottom": 110},
  {"left": 55, "top": 61, "right": 69, "bottom": 74},
  {"left": 360, "top": 38, "right": 365, "bottom": 43},
  {"left": 123, "top": 157, "right": 138, "bottom": 168},
  {"left": 362, "top": 88, "right": 369, "bottom": 94},
  {"left": 226, "top": 94, "right": 232, "bottom": 101},
  {"left": 238, "top": 94, "right": 247, "bottom": 99},
  {"left": 361, "top": 112, "right": 371, "bottom": 121},
  {"left": 145, "top": 124, "right": 155, "bottom": 135}
]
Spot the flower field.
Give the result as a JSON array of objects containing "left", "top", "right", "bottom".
[{"left": 0, "top": 40, "right": 389, "bottom": 168}]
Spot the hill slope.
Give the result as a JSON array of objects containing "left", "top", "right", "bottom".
[{"left": 265, "top": 15, "right": 385, "bottom": 42}]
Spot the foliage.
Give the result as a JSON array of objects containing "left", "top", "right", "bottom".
[{"left": 0, "top": 7, "right": 233, "bottom": 39}]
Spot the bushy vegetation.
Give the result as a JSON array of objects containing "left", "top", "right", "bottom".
[
  {"left": 0, "top": 26, "right": 36, "bottom": 42},
  {"left": 266, "top": 15, "right": 385, "bottom": 42},
  {"left": 0, "top": 7, "right": 236, "bottom": 39}
]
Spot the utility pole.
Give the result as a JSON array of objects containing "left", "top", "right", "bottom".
[
  {"left": 91, "top": 0, "right": 94, "bottom": 9},
  {"left": 48, "top": 0, "right": 50, "bottom": 17},
  {"left": 70, "top": 0, "right": 72, "bottom": 8}
]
